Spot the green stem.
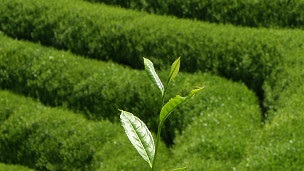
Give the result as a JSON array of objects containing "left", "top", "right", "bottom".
[
  {"left": 152, "top": 122, "right": 163, "bottom": 171},
  {"left": 162, "top": 87, "right": 168, "bottom": 107},
  {"left": 152, "top": 87, "right": 167, "bottom": 171}
]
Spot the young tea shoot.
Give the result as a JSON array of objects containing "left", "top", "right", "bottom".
[{"left": 120, "top": 57, "right": 203, "bottom": 171}]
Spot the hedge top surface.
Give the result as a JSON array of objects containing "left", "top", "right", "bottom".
[{"left": 84, "top": 0, "right": 304, "bottom": 29}]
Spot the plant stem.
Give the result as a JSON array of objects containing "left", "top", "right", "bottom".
[
  {"left": 152, "top": 83, "right": 168, "bottom": 171},
  {"left": 152, "top": 122, "right": 163, "bottom": 171},
  {"left": 162, "top": 87, "right": 168, "bottom": 107}
]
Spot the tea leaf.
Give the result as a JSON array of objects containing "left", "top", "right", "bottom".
[
  {"left": 167, "top": 57, "right": 180, "bottom": 86},
  {"left": 120, "top": 110, "right": 155, "bottom": 168},
  {"left": 159, "top": 87, "right": 203, "bottom": 123},
  {"left": 143, "top": 57, "right": 164, "bottom": 96}
]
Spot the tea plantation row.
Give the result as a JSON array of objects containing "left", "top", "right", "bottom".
[
  {"left": 1, "top": 0, "right": 304, "bottom": 170},
  {"left": 0, "top": 0, "right": 284, "bottom": 98},
  {"left": 85, "top": 0, "right": 304, "bottom": 29},
  {"left": 1, "top": 0, "right": 304, "bottom": 118},
  {"left": 1, "top": 32, "right": 303, "bottom": 170},
  {"left": 0, "top": 34, "right": 262, "bottom": 170},
  {"left": 0, "top": 90, "right": 170, "bottom": 171},
  {"left": 0, "top": 31, "right": 260, "bottom": 146}
]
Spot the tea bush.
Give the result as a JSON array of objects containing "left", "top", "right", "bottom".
[
  {"left": 0, "top": 0, "right": 283, "bottom": 96},
  {"left": 0, "top": 32, "right": 148, "bottom": 122},
  {"left": 0, "top": 90, "right": 121, "bottom": 170},
  {"left": 85, "top": 0, "right": 165, "bottom": 14},
  {"left": 0, "top": 32, "right": 262, "bottom": 145},
  {"left": 165, "top": 0, "right": 304, "bottom": 29},
  {"left": 0, "top": 90, "right": 170, "bottom": 171},
  {"left": 262, "top": 33, "right": 304, "bottom": 119},
  {"left": 169, "top": 84, "right": 262, "bottom": 170},
  {"left": 84, "top": 0, "right": 304, "bottom": 29},
  {"left": 237, "top": 86, "right": 304, "bottom": 170}
]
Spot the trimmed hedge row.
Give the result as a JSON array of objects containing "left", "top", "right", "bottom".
[
  {"left": 237, "top": 85, "right": 304, "bottom": 170},
  {"left": 171, "top": 90, "right": 262, "bottom": 170},
  {"left": 0, "top": 0, "right": 283, "bottom": 98},
  {"left": 0, "top": 91, "right": 120, "bottom": 170},
  {"left": 0, "top": 163, "right": 35, "bottom": 171},
  {"left": 85, "top": 0, "right": 304, "bottom": 29},
  {"left": 0, "top": 90, "right": 169, "bottom": 171},
  {"left": 262, "top": 31, "right": 304, "bottom": 119},
  {"left": 237, "top": 43, "right": 304, "bottom": 169},
  {"left": 171, "top": 85, "right": 304, "bottom": 170},
  {"left": 0, "top": 32, "right": 261, "bottom": 145},
  {"left": 170, "top": 59, "right": 304, "bottom": 170}
]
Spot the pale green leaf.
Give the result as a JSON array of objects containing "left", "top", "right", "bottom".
[
  {"left": 143, "top": 57, "right": 164, "bottom": 96},
  {"left": 120, "top": 110, "right": 155, "bottom": 168},
  {"left": 159, "top": 87, "right": 203, "bottom": 123},
  {"left": 167, "top": 57, "right": 180, "bottom": 86}
]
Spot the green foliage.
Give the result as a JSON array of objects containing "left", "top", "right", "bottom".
[
  {"left": 0, "top": 32, "right": 147, "bottom": 121},
  {"left": 0, "top": 90, "right": 171, "bottom": 171},
  {"left": 159, "top": 88, "right": 202, "bottom": 123},
  {"left": 0, "top": 90, "right": 121, "bottom": 171},
  {"left": 84, "top": 0, "right": 304, "bottom": 29},
  {"left": 238, "top": 87, "right": 304, "bottom": 170},
  {"left": 0, "top": 163, "right": 35, "bottom": 171},
  {"left": 120, "top": 110, "right": 155, "bottom": 168},
  {"left": 144, "top": 57, "right": 165, "bottom": 96},
  {"left": 164, "top": 0, "right": 304, "bottom": 29},
  {"left": 0, "top": 0, "right": 284, "bottom": 97},
  {"left": 96, "top": 131, "right": 169, "bottom": 171},
  {"left": 85, "top": 0, "right": 164, "bottom": 14},
  {"left": 0, "top": 33, "right": 261, "bottom": 146},
  {"left": 0, "top": 1, "right": 302, "bottom": 170},
  {"left": 120, "top": 57, "right": 202, "bottom": 170},
  {"left": 170, "top": 84, "right": 262, "bottom": 170}
]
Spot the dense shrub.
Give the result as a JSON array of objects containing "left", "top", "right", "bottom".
[
  {"left": 165, "top": 0, "right": 304, "bottom": 29},
  {"left": 85, "top": 0, "right": 304, "bottom": 29},
  {"left": 0, "top": 90, "right": 169, "bottom": 171},
  {"left": 85, "top": 0, "right": 164, "bottom": 14},
  {"left": 237, "top": 86, "right": 304, "bottom": 170},
  {"left": 0, "top": 32, "right": 148, "bottom": 121},
  {"left": 262, "top": 33, "right": 304, "bottom": 119},
  {"left": 0, "top": 32, "right": 262, "bottom": 145},
  {"left": 0, "top": 163, "right": 35, "bottom": 171},
  {"left": 0, "top": 91, "right": 119, "bottom": 170},
  {"left": 0, "top": 0, "right": 283, "bottom": 97},
  {"left": 170, "top": 85, "right": 262, "bottom": 170}
]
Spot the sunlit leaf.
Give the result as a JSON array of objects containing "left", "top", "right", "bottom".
[
  {"left": 159, "top": 87, "right": 203, "bottom": 123},
  {"left": 143, "top": 57, "right": 164, "bottom": 96},
  {"left": 120, "top": 110, "right": 155, "bottom": 168},
  {"left": 167, "top": 57, "right": 180, "bottom": 86}
]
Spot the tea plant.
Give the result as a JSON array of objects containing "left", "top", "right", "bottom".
[{"left": 120, "top": 57, "right": 203, "bottom": 171}]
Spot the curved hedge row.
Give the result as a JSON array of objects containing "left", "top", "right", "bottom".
[
  {"left": 0, "top": 0, "right": 283, "bottom": 98},
  {"left": 0, "top": 32, "right": 261, "bottom": 145},
  {"left": 171, "top": 91, "right": 262, "bottom": 170},
  {"left": 0, "top": 90, "right": 169, "bottom": 171},
  {"left": 237, "top": 85, "right": 304, "bottom": 170},
  {"left": 0, "top": 90, "right": 119, "bottom": 170},
  {"left": 85, "top": 0, "right": 304, "bottom": 29}
]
